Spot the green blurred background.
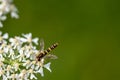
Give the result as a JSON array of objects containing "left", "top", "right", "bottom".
[{"left": 1, "top": 0, "right": 120, "bottom": 80}]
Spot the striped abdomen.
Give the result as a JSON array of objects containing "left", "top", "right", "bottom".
[
  {"left": 44, "top": 42, "right": 58, "bottom": 54},
  {"left": 37, "top": 43, "right": 58, "bottom": 61}
]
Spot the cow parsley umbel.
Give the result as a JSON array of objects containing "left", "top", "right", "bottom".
[
  {"left": 0, "top": 33, "right": 57, "bottom": 80},
  {"left": 0, "top": 0, "right": 58, "bottom": 80}
]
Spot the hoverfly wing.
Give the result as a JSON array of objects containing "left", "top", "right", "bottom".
[
  {"left": 44, "top": 54, "right": 58, "bottom": 60},
  {"left": 39, "top": 38, "right": 44, "bottom": 52}
]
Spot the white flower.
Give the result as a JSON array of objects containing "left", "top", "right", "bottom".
[
  {"left": 9, "top": 36, "right": 22, "bottom": 50},
  {"left": 13, "top": 62, "right": 20, "bottom": 71},
  {"left": 6, "top": 65, "right": 13, "bottom": 76},
  {"left": 44, "top": 62, "right": 52, "bottom": 72},
  {"left": 0, "top": 0, "right": 19, "bottom": 27},
  {"left": 0, "top": 49, "right": 4, "bottom": 58},
  {"left": 2, "top": 75, "right": 8, "bottom": 80},
  {"left": 37, "top": 62, "right": 52, "bottom": 77},
  {"left": 3, "top": 44, "right": 12, "bottom": 53},
  {"left": 23, "top": 60, "right": 32, "bottom": 69},
  {"left": 0, "top": 16, "right": 6, "bottom": 27},
  {"left": 0, "top": 69, "right": 7, "bottom": 80},
  {"left": 10, "top": 4, "right": 19, "bottom": 18},
  {"left": 0, "top": 31, "right": 8, "bottom": 42},
  {"left": 8, "top": 49, "right": 15, "bottom": 59},
  {"left": 19, "top": 69, "right": 28, "bottom": 80},
  {"left": 37, "top": 66, "right": 44, "bottom": 77},
  {"left": 21, "top": 33, "right": 39, "bottom": 45},
  {"left": 9, "top": 73, "right": 19, "bottom": 80},
  {"left": 28, "top": 69, "right": 37, "bottom": 79},
  {"left": 31, "top": 61, "right": 36, "bottom": 69},
  {"left": 0, "top": 16, "right": 6, "bottom": 21}
]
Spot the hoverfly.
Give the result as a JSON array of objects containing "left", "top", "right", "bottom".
[{"left": 36, "top": 39, "right": 58, "bottom": 62}]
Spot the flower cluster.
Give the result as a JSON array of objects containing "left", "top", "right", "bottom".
[
  {"left": 0, "top": 0, "right": 19, "bottom": 27},
  {"left": 0, "top": 32, "right": 53, "bottom": 80},
  {"left": 0, "top": 0, "right": 57, "bottom": 80}
]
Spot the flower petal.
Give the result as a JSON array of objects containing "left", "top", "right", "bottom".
[
  {"left": 20, "top": 38, "right": 27, "bottom": 42},
  {"left": 32, "top": 38, "right": 39, "bottom": 45},
  {"left": 44, "top": 62, "right": 52, "bottom": 72},
  {"left": 22, "top": 33, "right": 32, "bottom": 39},
  {"left": 11, "top": 12, "right": 19, "bottom": 19},
  {"left": 30, "top": 73, "right": 37, "bottom": 80},
  {"left": 37, "top": 67, "right": 44, "bottom": 77},
  {"left": 0, "top": 16, "right": 7, "bottom": 21},
  {"left": 3, "top": 33, "right": 8, "bottom": 39},
  {"left": 9, "top": 38, "right": 14, "bottom": 43}
]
